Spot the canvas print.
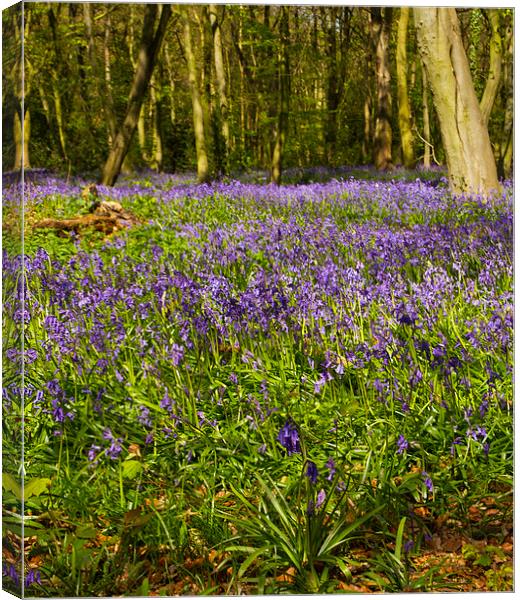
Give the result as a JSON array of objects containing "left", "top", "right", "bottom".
[{"left": 2, "top": 2, "right": 513, "bottom": 596}]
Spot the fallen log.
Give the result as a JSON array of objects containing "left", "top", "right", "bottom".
[
  {"left": 33, "top": 214, "right": 121, "bottom": 235},
  {"left": 33, "top": 190, "right": 141, "bottom": 236}
]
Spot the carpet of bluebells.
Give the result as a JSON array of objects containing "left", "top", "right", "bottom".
[{"left": 2, "top": 168, "right": 513, "bottom": 595}]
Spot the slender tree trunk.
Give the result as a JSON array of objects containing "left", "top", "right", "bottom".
[
  {"left": 183, "top": 8, "right": 210, "bottom": 183},
  {"left": 103, "top": 11, "right": 118, "bottom": 145},
  {"left": 270, "top": 7, "right": 290, "bottom": 185},
  {"left": 101, "top": 4, "right": 171, "bottom": 186},
  {"left": 362, "top": 94, "right": 373, "bottom": 164},
  {"left": 323, "top": 7, "right": 339, "bottom": 164},
  {"left": 396, "top": 7, "right": 415, "bottom": 168},
  {"left": 414, "top": 8, "right": 499, "bottom": 196},
  {"left": 150, "top": 77, "right": 163, "bottom": 171},
  {"left": 13, "top": 108, "right": 31, "bottom": 169},
  {"left": 498, "top": 16, "right": 513, "bottom": 179},
  {"left": 370, "top": 7, "right": 393, "bottom": 170},
  {"left": 421, "top": 64, "right": 431, "bottom": 169},
  {"left": 209, "top": 4, "right": 230, "bottom": 174},
  {"left": 479, "top": 10, "right": 503, "bottom": 127}
]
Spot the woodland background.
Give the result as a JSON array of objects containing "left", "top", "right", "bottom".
[{"left": 2, "top": 3, "right": 514, "bottom": 184}]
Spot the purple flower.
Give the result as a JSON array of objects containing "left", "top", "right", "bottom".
[
  {"left": 24, "top": 569, "right": 41, "bottom": 588},
  {"left": 277, "top": 420, "right": 301, "bottom": 456},
  {"left": 138, "top": 405, "right": 153, "bottom": 428},
  {"left": 422, "top": 471, "right": 433, "bottom": 494},
  {"left": 229, "top": 372, "right": 238, "bottom": 385},
  {"left": 306, "top": 461, "right": 318, "bottom": 484},
  {"left": 450, "top": 436, "right": 463, "bottom": 455},
  {"left": 2, "top": 563, "right": 19, "bottom": 586},
  {"left": 397, "top": 434, "right": 409, "bottom": 454},
  {"left": 88, "top": 444, "right": 101, "bottom": 462},
  {"left": 315, "top": 488, "right": 326, "bottom": 509},
  {"left": 479, "top": 398, "right": 489, "bottom": 418},
  {"left": 404, "top": 540, "right": 414, "bottom": 553},
  {"left": 325, "top": 457, "right": 336, "bottom": 481},
  {"left": 105, "top": 438, "right": 123, "bottom": 460}
]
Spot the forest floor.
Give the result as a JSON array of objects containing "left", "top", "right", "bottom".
[{"left": 2, "top": 167, "right": 513, "bottom": 596}]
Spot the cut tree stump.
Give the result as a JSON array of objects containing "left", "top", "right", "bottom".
[{"left": 33, "top": 186, "right": 141, "bottom": 236}]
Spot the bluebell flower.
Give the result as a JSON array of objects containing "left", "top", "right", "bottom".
[
  {"left": 315, "top": 489, "right": 326, "bottom": 509},
  {"left": 277, "top": 420, "right": 301, "bottom": 456},
  {"left": 422, "top": 471, "right": 433, "bottom": 494},
  {"left": 306, "top": 461, "right": 318, "bottom": 484},
  {"left": 25, "top": 569, "right": 41, "bottom": 588},
  {"left": 325, "top": 457, "right": 336, "bottom": 481},
  {"left": 397, "top": 434, "right": 409, "bottom": 454}
]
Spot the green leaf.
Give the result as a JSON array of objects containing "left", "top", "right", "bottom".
[
  {"left": 2, "top": 473, "right": 22, "bottom": 500},
  {"left": 394, "top": 516, "right": 407, "bottom": 561},
  {"left": 238, "top": 546, "right": 268, "bottom": 578},
  {"left": 122, "top": 460, "right": 142, "bottom": 479},
  {"left": 23, "top": 477, "right": 51, "bottom": 501}
]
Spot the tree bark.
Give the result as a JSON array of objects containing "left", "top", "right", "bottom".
[
  {"left": 183, "top": 8, "right": 210, "bottom": 183},
  {"left": 479, "top": 10, "right": 502, "bottom": 127},
  {"left": 101, "top": 4, "right": 171, "bottom": 186},
  {"left": 370, "top": 7, "right": 393, "bottom": 171},
  {"left": 396, "top": 7, "right": 415, "bottom": 168},
  {"left": 103, "top": 10, "right": 118, "bottom": 146},
  {"left": 209, "top": 4, "right": 230, "bottom": 174},
  {"left": 322, "top": 7, "right": 339, "bottom": 164},
  {"left": 13, "top": 108, "right": 30, "bottom": 170},
  {"left": 271, "top": 6, "right": 290, "bottom": 185},
  {"left": 414, "top": 8, "right": 499, "bottom": 196},
  {"left": 421, "top": 64, "right": 431, "bottom": 169},
  {"left": 497, "top": 13, "right": 513, "bottom": 179}
]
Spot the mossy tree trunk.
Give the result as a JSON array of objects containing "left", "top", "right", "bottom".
[{"left": 414, "top": 8, "right": 499, "bottom": 196}]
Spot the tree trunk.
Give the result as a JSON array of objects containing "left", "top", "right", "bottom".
[
  {"left": 479, "top": 10, "right": 503, "bottom": 127},
  {"left": 150, "top": 76, "right": 163, "bottom": 171},
  {"left": 13, "top": 108, "right": 30, "bottom": 170},
  {"left": 414, "top": 8, "right": 499, "bottom": 196},
  {"left": 52, "top": 78, "right": 68, "bottom": 160},
  {"left": 183, "top": 8, "right": 210, "bottom": 183},
  {"left": 396, "top": 7, "right": 415, "bottom": 168},
  {"left": 271, "top": 6, "right": 290, "bottom": 185},
  {"left": 421, "top": 64, "right": 431, "bottom": 169},
  {"left": 370, "top": 7, "right": 393, "bottom": 170},
  {"left": 498, "top": 15, "right": 513, "bottom": 179},
  {"left": 103, "top": 11, "right": 118, "bottom": 146},
  {"left": 209, "top": 4, "right": 230, "bottom": 174},
  {"left": 101, "top": 4, "right": 171, "bottom": 186},
  {"left": 323, "top": 7, "right": 339, "bottom": 164}
]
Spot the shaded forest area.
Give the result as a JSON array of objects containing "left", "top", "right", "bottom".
[{"left": 2, "top": 4, "right": 514, "bottom": 187}]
